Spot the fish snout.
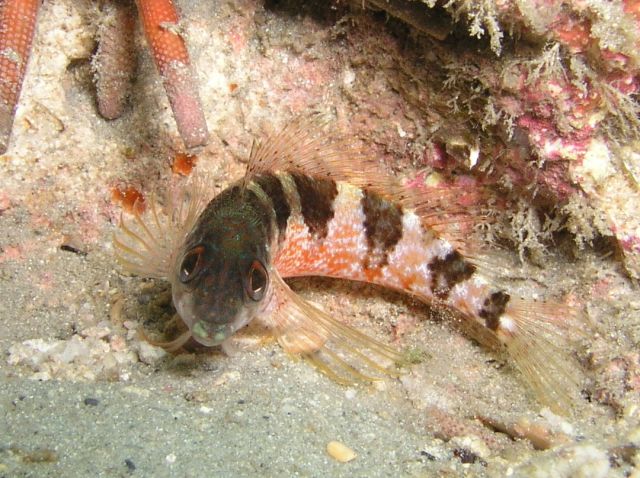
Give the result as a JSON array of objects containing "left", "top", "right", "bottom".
[{"left": 191, "top": 320, "right": 233, "bottom": 346}]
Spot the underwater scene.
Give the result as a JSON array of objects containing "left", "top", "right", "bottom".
[{"left": 1, "top": 0, "right": 639, "bottom": 476}]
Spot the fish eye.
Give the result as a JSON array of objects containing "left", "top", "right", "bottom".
[
  {"left": 179, "top": 245, "right": 206, "bottom": 283},
  {"left": 245, "top": 260, "right": 268, "bottom": 301}
]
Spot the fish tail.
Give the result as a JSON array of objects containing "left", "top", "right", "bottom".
[{"left": 490, "top": 297, "right": 586, "bottom": 414}]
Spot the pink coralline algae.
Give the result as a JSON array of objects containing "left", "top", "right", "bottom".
[{"left": 381, "top": 0, "right": 640, "bottom": 276}]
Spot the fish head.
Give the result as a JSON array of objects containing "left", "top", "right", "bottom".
[{"left": 170, "top": 194, "right": 272, "bottom": 347}]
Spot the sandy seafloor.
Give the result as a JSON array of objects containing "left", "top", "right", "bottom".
[{"left": 1, "top": 1, "right": 639, "bottom": 477}]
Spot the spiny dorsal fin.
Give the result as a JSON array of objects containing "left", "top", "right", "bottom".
[
  {"left": 243, "top": 113, "right": 395, "bottom": 194},
  {"left": 244, "top": 116, "right": 501, "bottom": 275},
  {"left": 245, "top": 116, "right": 495, "bottom": 248}
]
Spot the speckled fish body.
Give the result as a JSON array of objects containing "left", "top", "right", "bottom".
[
  {"left": 248, "top": 172, "right": 509, "bottom": 335},
  {"left": 114, "top": 118, "right": 582, "bottom": 413}
]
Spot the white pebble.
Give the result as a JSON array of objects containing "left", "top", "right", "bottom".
[
  {"left": 59, "top": 336, "right": 89, "bottom": 363},
  {"left": 344, "top": 389, "right": 357, "bottom": 400},
  {"left": 137, "top": 341, "right": 167, "bottom": 365}
]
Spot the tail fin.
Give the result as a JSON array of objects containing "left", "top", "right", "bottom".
[{"left": 498, "top": 297, "right": 586, "bottom": 415}]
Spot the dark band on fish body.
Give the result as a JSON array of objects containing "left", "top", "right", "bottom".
[
  {"left": 188, "top": 184, "right": 273, "bottom": 252},
  {"left": 243, "top": 187, "right": 276, "bottom": 241},
  {"left": 193, "top": 185, "right": 242, "bottom": 237},
  {"left": 429, "top": 250, "right": 476, "bottom": 299},
  {"left": 479, "top": 291, "right": 510, "bottom": 331},
  {"left": 290, "top": 173, "right": 338, "bottom": 239},
  {"left": 361, "top": 189, "right": 403, "bottom": 267},
  {"left": 254, "top": 173, "right": 291, "bottom": 238}
]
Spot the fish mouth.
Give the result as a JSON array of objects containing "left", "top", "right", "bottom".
[
  {"left": 191, "top": 321, "right": 232, "bottom": 346},
  {"left": 190, "top": 309, "right": 254, "bottom": 347}
]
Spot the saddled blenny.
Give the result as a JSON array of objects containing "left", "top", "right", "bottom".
[{"left": 113, "top": 116, "right": 585, "bottom": 414}]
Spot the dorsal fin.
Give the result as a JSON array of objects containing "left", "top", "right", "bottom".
[
  {"left": 399, "top": 174, "right": 496, "bottom": 260},
  {"left": 244, "top": 115, "right": 496, "bottom": 268},
  {"left": 243, "top": 113, "right": 395, "bottom": 193}
]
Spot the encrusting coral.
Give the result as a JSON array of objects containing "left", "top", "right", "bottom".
[{"left": 366, "top": 0, "right": 640, "bottom": 277}]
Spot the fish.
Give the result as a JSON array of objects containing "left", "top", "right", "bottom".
[{"left": 113, "top": 116, "right": 584, "bottom": 413}]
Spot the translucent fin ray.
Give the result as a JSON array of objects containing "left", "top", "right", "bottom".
[
  {"left": 138, "top": 327, "right": 192, "bottom": 353},
  {"left": 243, "top": 113, "right": 395, "bottom": 194},
  {"left": 500, "top": 298, "right": 586, "bottom": 415},
  {"left": 112, "top": 172, "right": 216, "bottom": 279},
  {"left": 266, "top": 272, "right": 402, "bottom": 384}
]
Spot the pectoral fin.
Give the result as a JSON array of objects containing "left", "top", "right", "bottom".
[{"left": 266, "top": 272, "right": 403, "bottom": 384}]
